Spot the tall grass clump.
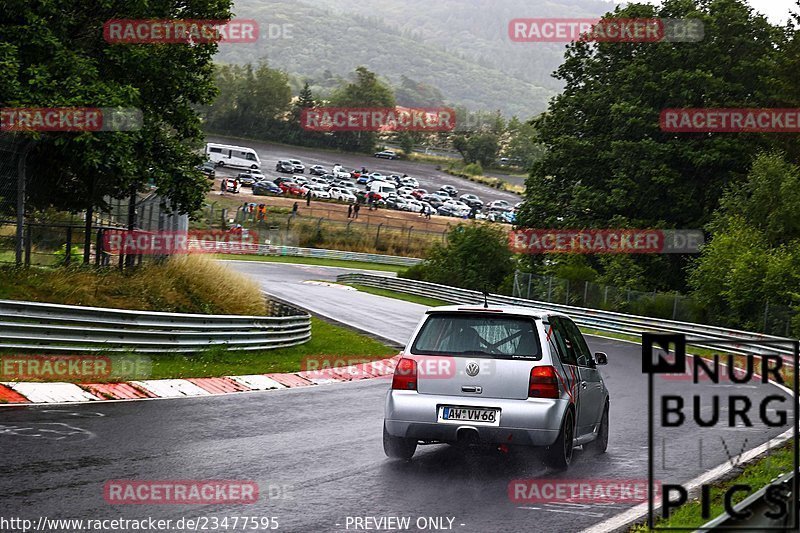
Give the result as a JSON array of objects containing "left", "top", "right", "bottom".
[{"left": 0, "top": 255, "right": 266, "bottom": 315}]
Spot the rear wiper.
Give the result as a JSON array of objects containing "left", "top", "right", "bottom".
[{"left": 456, "top": 350, "right": 494, "bottom": 355}]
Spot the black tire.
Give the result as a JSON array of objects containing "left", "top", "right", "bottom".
[
  {"left": 383, "top": 424, "right": 417, "bottom": 460},
  {"left": 543, "top": 410, "right": 575, "bottom": 469},
  {"left": 251, "top": 164, "right": 258, "bottom": 170},
  {"left": 586, "top": 404, "right": 609, "bottom": 454}
]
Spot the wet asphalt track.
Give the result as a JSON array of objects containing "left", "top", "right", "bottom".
[{"left": 0, "top": 262, "right": 794, "bottom": 533}]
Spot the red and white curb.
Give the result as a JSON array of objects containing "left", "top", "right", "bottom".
[{"left": 0, "top": 356, "right": 400, "bottom": 405}]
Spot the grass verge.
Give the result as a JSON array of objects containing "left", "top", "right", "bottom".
[
  {"left": 217, "top": 254, "right": 410, "bottom": 273},
  {"left": 144, "top": 317, "right": 396, "bottom": 379},
  {"left": 347, "top": 283, "right": 449, "bottom": 307},
  {"left": 629, "top": 441, "right": 796, "bottom": 531}
]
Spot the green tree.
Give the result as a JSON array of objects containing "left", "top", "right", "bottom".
[
  {"left": 330, "top": 66, "right": 396, "bottom": 153},
  {"left": 402, "top": 224, "right": 514, "bottom": 292},
  {"left": 204, "top": 62, "right": 292, "bottom": 138},
  {"left": 2, "top": 0, "right": 231, "bottom": 260},
  {"left": 516, "top": 0, "right": 788, "bottom": 289},
  {"left": 689, "top": 153, "right": 800, "bottom": 330},
  {"left": 453, "top": 132, "right": 499, "bottom": 167},
  {"left": 504, "top": 117, "right": 545, "bottom": 169}
]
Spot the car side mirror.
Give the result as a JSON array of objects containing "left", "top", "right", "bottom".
[{"left": 594, "top": 352, "right": 608, "bottom": 366}]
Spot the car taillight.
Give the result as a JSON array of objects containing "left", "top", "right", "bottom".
[
  {"left": 529, "top": 365, "right": 560, "bottom": 399},
  {"left": 392, "top": 358, "right": 418, "bottom": 391}
]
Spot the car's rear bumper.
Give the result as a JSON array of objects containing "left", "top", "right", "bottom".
[{"left": 385, "top": 390, "right": 567, "bottom": 446}]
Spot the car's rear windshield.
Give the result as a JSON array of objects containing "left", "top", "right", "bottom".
[{"left": 411, "top": 313, "right": 542, "bottom": 360}]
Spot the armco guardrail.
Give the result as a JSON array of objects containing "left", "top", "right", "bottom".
[
  {"left": 336, "top": 274, "right": 794, "bottom": 360},
  {"left": 199, "top": 241, "right": 422, "bottom": 266},
  {"left": 257, "top": 245, "right": 422, "bottom": 266},
  {"left": 0, "top": 299, "right": 311, "bottom": 353}
]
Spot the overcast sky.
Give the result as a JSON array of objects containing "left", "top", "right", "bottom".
[{"left": 615, "top": 0, "right": 797, "bottom": 24}]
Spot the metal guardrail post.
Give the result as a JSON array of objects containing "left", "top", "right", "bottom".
[
  {"left": 64, "top": 227, "right": 72, "bottom": 266},
  {"left": 24, "top": 225, "right": 31, "bottom": 266}
]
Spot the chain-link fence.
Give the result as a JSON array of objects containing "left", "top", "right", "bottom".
[
  {"left": 512, "top": 270, "right": 796, "bottom": 337},
  {"left": 193, "top": 201, "right": 448, "bottom": 257}
]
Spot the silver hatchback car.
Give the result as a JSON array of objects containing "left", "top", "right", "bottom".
[{"left": 383, "top": 305, "right": 610, "bottom": 468}]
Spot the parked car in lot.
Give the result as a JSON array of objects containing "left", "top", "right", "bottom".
[
  {"left": 276, "top": 160, "right": 295, "bottom": 173},
  {"left": 289, "top": 159, "right": 305, "bottom": 173},
  {"left": 459, "top": 194, "right": 483, "bottom": 209},
  {"left": 273, "top": 176, "right": 294, "bottom": 186},
  {"left": 198, "top": 161, "right": 216, "bottom": 179},
  {"left": 236, "top": 170, "right": 266, "bottom": 186},
  {"left": 439, "top": 185, "right": 459, "bottom": 197},
  {"left": 383, "top": 306, "right": 610, "bottom": 468},
  {"left": 329, "top": 187, "right": 358, "bottom": 203},
  {"left": 309, "top": 165, "right": 327, "bottom": 176},
  {"left": 386, "top": 196, "right": 409, "bottom": 211},
  {"left": 421, "top": 194, "right": 444, "bottom": 208},
  {"left": 356, "top": 174, "right": 371, "bottom": 185},
  {"left": 404, "top": 199, "right": 424, "bottom": 213},
  {"left": 253, "top": 181, "right": 283, "bottom": 196},
  {"left": 293, "top": 176, "right": 309, "bottom": 186},
  {"left": 332, "top": 165, "right": 351, "bottom": 179},
  {"left": 437, "top": 203, "right": 468, "bottom": 217},
  {"left": 487, "top": 200, "right": 513, "bottom": 212},
  {"left": 411, "top": 188, "right": 428, "bottom": 200},
  {"left": 401, "top": 177, "right": 419, "bottom": 188},
  {"left": 278, "top": 181, "right": 306, "bottom": 196},
  {"left": 335, "top": 179, "right": 359, "bottom": 190},
  {"left": 307, "top": 184, "right": 331, "bottom": 199},
  {"left": 308, "top": 176, "right": 330, "bottom": 186},
  {"left": 375, "top": 150, "right": 399, "bottom": 159}
]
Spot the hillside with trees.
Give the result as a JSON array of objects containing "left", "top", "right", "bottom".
[{"left": 216, "top": 0, "right": 620, "bottom": 116}]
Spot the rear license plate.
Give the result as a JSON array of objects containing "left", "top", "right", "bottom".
[{"left": 438, "top": 406, "right": 500, "bottom": 426}]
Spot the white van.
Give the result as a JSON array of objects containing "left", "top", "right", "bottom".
[
  {"left": 205, "top": 143, "right": 261, "bottom": 169},
  {"left": 369, "top": 181, "right": 397, "bottom": 196}
]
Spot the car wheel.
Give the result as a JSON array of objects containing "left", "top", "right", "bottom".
[
  {"left": 383, "top": 424, "right": 416, "bottom": 460},
  {"left": 543, "top": 410, "right": 574, "bottom": 469},
  {"left": 218, "top": 161, "right": 225, "bottom": 167},
  {"left": 251, "top": 164, "right": 258, "bottom": 169},
  {"left": 586, "top": 403, "right": 609, "bottom": 454}
]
